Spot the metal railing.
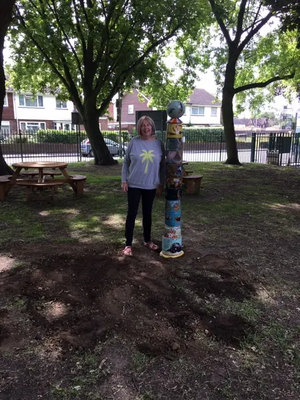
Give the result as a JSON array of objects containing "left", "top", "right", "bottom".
[
  {"left": 1, "top": 128, "right": 299, "bottom": 166},
  {"left": 1, "top": 129, "right": 130, "bottom": 164}
]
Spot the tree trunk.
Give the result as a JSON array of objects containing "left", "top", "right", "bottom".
[
  {"left": 222, "top": 89, "right": 241, "bottom": 165},
  {"left": 83, "top": 104, "right": 117, "bottom": 166},
  {"left": 222, "top": 55, "right": 241, "bottom": 166},
  {"left": 0, "top": 0, "right": 15, "bottom": 175}
]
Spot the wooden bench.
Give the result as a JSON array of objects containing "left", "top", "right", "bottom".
[
  {"left": 182, "top": 174, "right": 203, "bottom": 194},
  {"left": 0, "top": 175, "right": 12, "bottom": 201},
  {"left": 20, "top": 170, "right": 62, "bottom": 179},
  {"left": 16, "top": 179, "right": 66, "bottom": 201},
  {"left": 70, "top": 175, "right": 87, "bottom": 195}
]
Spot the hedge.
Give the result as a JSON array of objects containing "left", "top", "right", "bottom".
[
  {"left": 31, "top": 128, "right": 224, "bottom": 144},
  {"left": 35, "top": 129, "right": 129, "bottom": 144},
  {"left": 154, "top": 128, "right": 225, "bottom": 143}
]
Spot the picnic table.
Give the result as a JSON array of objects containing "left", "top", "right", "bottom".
[{"left": 2, "top": 161, "right": 86, "bottom": 201}]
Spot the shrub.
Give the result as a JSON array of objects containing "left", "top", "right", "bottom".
[
  {"left": 35, "top": 129, "right": 129, "bottom": 144},
  {"left": 156, "top": 128, "right": 224, "bottom": 143},
  {"left": 5, "top": 133, "right": 32, "bottom": 144},
  {"left": 36, "top": 129, "right": 87, "bottom": 144}
]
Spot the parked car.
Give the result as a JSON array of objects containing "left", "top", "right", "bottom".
[{"left": 81, "top": 138, "right": 127, "bottom": 157}]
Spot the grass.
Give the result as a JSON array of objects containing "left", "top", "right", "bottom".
[{"left": 0, "top": 160, "right": 300, "bottom": 399}]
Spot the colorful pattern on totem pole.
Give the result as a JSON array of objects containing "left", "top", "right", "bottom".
[{"left": 160, "top": 100, "right": 185, "bottom": 259}]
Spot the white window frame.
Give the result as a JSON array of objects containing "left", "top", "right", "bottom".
[
  {"left": 1, "top": 121, "right": 10, "bottom": 136},
  {"left": 192, "top": 106, "right": 205, "bottom": 116},
  {"left": 20, "top": 121, "right": 46, "bottom": 132},
  {"left": 19, "top": 94, "right": 44, "bottom": 108},
  {"left": 53, "top": 122, "right": 70, "bottom": 130},
  {"left": 128, "top": 104, "right": 134, "bottom": 114},
  {"left": 211, "top": 107, "right": 218, "bottom": 117},
  {"left": 56, "top": 99, "right": 68, "bottom": 109},
  {"left": 3, "top": 94, "right": 8, "bottom": 107}
]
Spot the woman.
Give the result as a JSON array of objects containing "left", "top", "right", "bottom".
[{"left": 121, "top": 116, "right": 165, "bottom": 256}]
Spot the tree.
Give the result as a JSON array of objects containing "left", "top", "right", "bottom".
[
  {"left": 265, "top": 0, "right": 300, "bottom": 97},
  {"left": 8, "top": 0, "right": 208, "bottom": 165},
  {"left": 0, "top": 0, "right": 15, "bottom": 175},
  {"left": 204, "top": 0, "right": 299, "bottom": 164}
]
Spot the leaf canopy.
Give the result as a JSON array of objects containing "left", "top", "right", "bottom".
[{"left": 8, "top": 0, "right": 210, "bottom": 116}]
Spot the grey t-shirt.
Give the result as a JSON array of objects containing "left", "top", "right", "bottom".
[{"left": 122, "top": 136, "right": 165, "bottom": 189}]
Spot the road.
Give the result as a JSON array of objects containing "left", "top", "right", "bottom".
[{"left": 3, "top": 149, "right": 291, "bottom": 165}]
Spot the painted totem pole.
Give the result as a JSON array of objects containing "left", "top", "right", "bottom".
[{"left": 160, "top": 100, "right": 185, "bottom": 259}]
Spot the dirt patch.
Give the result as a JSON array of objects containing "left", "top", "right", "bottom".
[
  {"left": 0, "top": 248, "right": 256, "bottom": 353},
  {"left": 0, "top": 244, "right": 259, "bottom": 399},
  {"left": 1, "top": 163, "right": 299, "bottom": 399}
]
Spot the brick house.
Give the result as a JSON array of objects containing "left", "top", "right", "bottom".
[
  {"left": 1, "top": 91, "right": 16, "bottom": 136},
  {"left": 116, "top": 89, "right": 152, "bottom": 133},
  {"left": 111, "top": 88, "right": 222, "bottom": 132}
]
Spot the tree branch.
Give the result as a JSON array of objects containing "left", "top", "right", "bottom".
[
  {"left": 47, "top": 0, "right": 84, "bottom": 81},
  {"left": 234, "top": 72, "right": 295, "bottom": 94},
  {"left": 14, "top": 4, "right": 82, "bottom": 109},
  {"left": 72, "top": 0, "right": 87, "bottom": 54},
  {"left": 208, "top": 0, "right": 232, "bottom": 45},
  {"left": 234, "top": 0, "right": 248, "bottom": 44},
  {"left": 237, "top": 10, "right": 274, "bottom": 57}
]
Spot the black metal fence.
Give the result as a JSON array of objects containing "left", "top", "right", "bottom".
[
  {"left": 1, "top": 128, "right": 299, "bottom": 167},
  {"left": 0, "top": 129, "right": 130, "bottom": 164}
]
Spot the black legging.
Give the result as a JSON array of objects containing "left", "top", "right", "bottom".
[{"left": 125, "top": 187, "right": 157, "bottom": 246}]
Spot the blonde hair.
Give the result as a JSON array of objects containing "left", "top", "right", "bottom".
[{"left": 137, "top": 116, "right": 156, "bottom": 137}]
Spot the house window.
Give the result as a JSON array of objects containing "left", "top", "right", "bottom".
[
  {"left": 20, "top": 121, "right": 46, "bottom": 133},
  {"left": 3, "top": 94, "right": 8, "bottom": 107},
  {"left": 53, "top": 122, "right": 70, "bottom": 130},
  {"left": 0, "top": 121, "right": 10, "bottom": 137},
  {"left": 128, "top": 104, "right": 134, "bottom": 114},
  {"left": 19, "top": 94, "right": 44, "bottom": 107},
  {"left": 56, "top": 99, "right": 67, "bottom": 109},
  {"left": 192, "top": 106, "right": 204, "bottom": 115},
  {"left": 211, "top": 107, "right": 218, "bottom": 116}
]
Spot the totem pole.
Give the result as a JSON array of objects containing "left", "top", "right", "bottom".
[{"left": 160, "top": 100, "right": 185, "bottom": 259}]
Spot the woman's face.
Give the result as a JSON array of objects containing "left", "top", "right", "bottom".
[{"left": 140, "top": 120, "right": 152, "bottom": 139}]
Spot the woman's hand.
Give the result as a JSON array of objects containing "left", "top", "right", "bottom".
[
  {"left": 156, "top": 184, "right": 164, "bottom": 196},
  {"left": 122, "top": 182, "right": 128, "bottom": 192}
]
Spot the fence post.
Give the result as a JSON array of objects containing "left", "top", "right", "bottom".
[
  {"left": 19, "top": 129, "right": 24, "bottom": 162},
  {"left": 250, "top": 132, "right": 256, "bottom": 162},
  {"left": 219, "top": 130, "right": 223, "bottom": 162}
]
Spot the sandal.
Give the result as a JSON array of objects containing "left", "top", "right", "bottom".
[
  {"left": 123, "top": 246, "right": 133, "bottom": 256},
  {"left": 144, "top": 241, "right": 159, "bottom": 251}
]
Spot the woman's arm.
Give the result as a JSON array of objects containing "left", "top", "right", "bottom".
[
  {"left": 159, "top": 140, "right": 166, "bottom": 186},
  {"left": 121, "top": 138, "right": 133, "bottom": 190}
]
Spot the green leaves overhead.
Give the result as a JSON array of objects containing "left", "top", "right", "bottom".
[{"left": 8, "top": 0, "right": 208, "bottom": 116}]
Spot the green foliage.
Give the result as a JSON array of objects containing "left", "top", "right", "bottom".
[
  {"left": 183, "top": 128, "right": 225, "bottom": 143},
  {"left": 7, "top": 134, "right": 29, "bottom": 144},
  {"left": 8, "top": 0, "right": 208, "bottom": 116},
  {"left": 194, "top": 1, "right": 300, "bottom": 115},
  {"left": 34, "top": 129, "right": 128, "bottom": 144},
  {"left": 36, "top": 130, "right": 86, "bottom": 144},
  {"left": 7, "top": 0, "right": 210, "bottom": 162},
  {"left": 155, "top": 128, "right": 224, "bottom": 143},
  {"left": 265, "top": 0, "right": 300, "bottom": 49}
]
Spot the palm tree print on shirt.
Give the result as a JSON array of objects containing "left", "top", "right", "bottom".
[{"left": 140, "top": 150, "right": 155, "bottom": 173}]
